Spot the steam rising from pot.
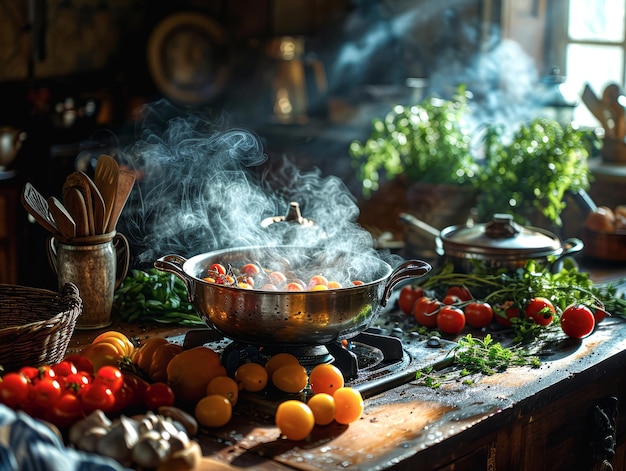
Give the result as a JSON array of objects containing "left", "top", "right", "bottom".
[{"left": 117, "top": 101, "right": 394, "bottom": 269}]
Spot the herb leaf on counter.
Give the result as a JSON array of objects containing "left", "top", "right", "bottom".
[{"left": 113, "top": 269, "right": 205, "bottom": 326}]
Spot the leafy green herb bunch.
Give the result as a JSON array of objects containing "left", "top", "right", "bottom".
[
  {"left": 349, "top": 87, "right": 480, "bottom": 198},
  {"left": 476, "top": 118, "right": 593, "bottom": 226}
]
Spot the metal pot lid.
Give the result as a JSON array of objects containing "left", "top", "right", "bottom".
[{"left": 440, "top": 213, "right": 562, "bottom": 259}]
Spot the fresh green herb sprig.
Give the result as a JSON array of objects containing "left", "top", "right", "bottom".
[
  {"left": 415, "top": 334, "right": 540, "bottom": 388},
  {"left": 113, "top": 268, "right": 205, "bottom": 326}
]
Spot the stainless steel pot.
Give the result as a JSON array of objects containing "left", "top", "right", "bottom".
[
  {"left": 400, "top": 213, "right": 584, "bottom": 273},
  {"left": 154, "top": 246, "right": 431, "bottom": 346}
]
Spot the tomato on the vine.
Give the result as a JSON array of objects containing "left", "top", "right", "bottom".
[
  {"left": 525, "top": 297, "right": 555, "bottom": 326},
  {"left": 561, "top": 304, "right": 595, "bottom": 339},
  {"left": 446, "top": 286, "right": 473, "bottom": 301},
  {"left": 593, "top": 305, "right": 608, "bottom": 324},
  {"left": 495, "top": 302, "right": 520, "bottom": 327},
  {"left": 442, "top": 294, "right": 461, "bottom": 305},
  {"left": 437, "top": 306, "right": 466, "bottom": 334},
  {"left": 398, "top": 285, "right": 424, "bottom": 315},
  {"left": 464, "top": 301, "right": 494, "bottom": 328},
  {"left": 145, "top": 382, "right": 176, "bottom": 410},
  {"left": 412, "top": 296, "right": 441, "bottom": 327}
]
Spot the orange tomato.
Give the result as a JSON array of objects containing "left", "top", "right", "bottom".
[
  {"left": 167, "top": 346, "right": 226, "bottom": 403},
  {"left": 195, "top": 394, "right": 232, "bottom": 428},
  {"left": 333, "top": 387, "right": 364, "bottom": 424},
  {"left": 308, "top": 363, "right": 344, "bottom": 395},
  {"left": 307, "top": 393, "right": 336, "bottom": 426},
  {"left": 234, "top": 362, "right": 268, "bottom": 392},
  {"left": 272, "top": 364, "right": 308, "bottom": 394},
  {"left": 275, "top": 400, "right": 315, "bottom": 441},
  {"left": 92, "top": 331, "right": 135, "bottom": 357},
  {"left": 206, "top": 376, "right": 239, "bottom": 406},
  {"left": 264, "top": 353, "right": 300, "bottom": 378}
]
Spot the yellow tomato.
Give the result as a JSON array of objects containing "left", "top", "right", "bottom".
[
  {"left": 80, "top": 342, "right": 121, "bottom": 371},
  {"left": 307, "top": 393, "right": 336, "bottom": 426},
  {"left": 92, "top": 336, "right": 130, "bottom": 358},
  {"left": 195, "top": 394, "right": 232, "bottom": 428},
  {"left": 308, "top": 363, "right": 344, "bottom": 395},
  {"left": 92, "top": 331, "right": 135, "bottom": 357},
  {"left": 272, "top": 364, "right": 308, "bottom": 394},
  {"left": 167, "top": 346, "right": 226, "bottom": 403},
  {"left": 264, "top": 353, "right": 300, "bottom": 378},
  {"left": 333, "top": 387, "right": 364, "bottom": 424},
  {"left": 234, "top": 362, "right": 268, "bottom": 392},
  {"left": 275, "top": 400, "right": 314, "bottom": 441},
  {"left": 206, "top": 376, "right": 239, "bottom": 406}
]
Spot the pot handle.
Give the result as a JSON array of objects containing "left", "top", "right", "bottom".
[
  {"left": 154, "top": 254, "right": 194, "bottom": 302},
  {"left": 550, "top": 238, "right": 585, "bottom": 273},
  {"left": 380, "top": 259, "right": 432, "bottom": 307}
]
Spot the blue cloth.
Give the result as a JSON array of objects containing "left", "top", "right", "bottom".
[{"left": 0, "top": 404, "right": 129, "bottom": 471}]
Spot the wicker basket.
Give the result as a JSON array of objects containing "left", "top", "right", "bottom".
[{"left": 0, "top": 283, "right": 82, "bottom": 371}]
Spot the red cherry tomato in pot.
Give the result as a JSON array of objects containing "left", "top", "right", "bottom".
[
  {"left": 437, "top": 306, "right": 466, "bottom": 335},
  {"left": 525, "top": 297, "right": 555, "bottom": 326},
  {"left": 446, "top": 286, "right": 472, "bottom": 301},
  {"left": 398, "top": 285, "right": 424, "bottom": 315},
  {"left": 412, "top": 296, "right": 441, "bottom": 327},
  {"left": 561, "top": 304, "right": 595, "bottom": 339},
  {"left": 145, "top": 382, "right": 176, "bottom": 410},
  {"left": 464, "top": 301, "right": 494, "bottom": 329}
]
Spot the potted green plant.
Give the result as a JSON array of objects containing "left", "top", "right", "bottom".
[
  {"left": 476, "top": 118, "right": 593, "bottom": 228},
  {"left": 350, "top": 89, "right": 481, "bottom": 253}
]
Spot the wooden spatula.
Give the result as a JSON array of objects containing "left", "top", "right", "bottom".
[
  {"left": 94, "top": 154, "right": 120, "bottom": 233},
  {"left": 64, "top": 172, "right": 95, "bottom": 236},
  {"left": 20, "top": 182, "right": 60, "bottom": 235},
  {"left": 47, "top": 196, "right": 76, "bottom": 239},
  {"left": 63, "top": 187, "right": 89, "bottom": 237},
  {"left": 105, "top": 168, "right": 136, "bottom": 233}
]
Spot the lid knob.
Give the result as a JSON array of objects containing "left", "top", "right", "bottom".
[{"left": 485, "top": 213, "right": 521, "bottom": 239}]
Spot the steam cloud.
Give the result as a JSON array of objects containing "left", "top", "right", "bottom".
[{"left": 118, "top": 100, "right": 396, "bottom": 271}]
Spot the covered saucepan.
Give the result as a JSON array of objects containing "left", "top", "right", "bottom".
[
  {"left": 399, "top": 212, "right": 584, "bottom": 273},
  {"left": 154, "top": 246, "right": 431, "bottom": 346}
]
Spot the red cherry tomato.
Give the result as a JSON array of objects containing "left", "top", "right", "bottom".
[
  {"left": 561, "top": 304, "right": 595, "bottom": 339},
  {"left": 109, "top": 373, "right": 149, "bottom": 414},
  {"left": 64, "top": 372, "right": 91, "bottom": 395},
  {"left": 437, "top": 306, "right": 466, "bottom": 334},
  {"left": 464, "top": 301, "right": 494, "bottom": 328},
  {"left": 145, "top": 382, "right": 176, "bottom": 410},
  {"left": 0, "top": 372, "right": 30, "bottom": 408},
  {"left": 30, "top": 378, "right": 63, "bottom": 407},
  {"left": 52, "top": 361, "right": 78, "bottom": 378},
  {"left": 398, "top": 285, "right": 424, "bottom": 315},
  {"left": 93, "top": 365, "right": 124, "bottom": 393},
  {"left": 445, "top": 286, "right": 472, "bottom": 301},
  {"left": 210, "top": 263, "right": 226, "bottom": 275},
  {"left": 80, "top": 384, "right": 115, "bottom": 414},
  {"left": 48, "top": 394, "right": 84, "bottom": 428},
  {"left": 63, "top": 354, "right": 94, "bottom": 375},
  {"left": 525, "top": 297, "right": 555, "bottom": 326},
  {"left": 412, "top": 296, "right": 441, "bottom": 327},
  {"left": 495, "top": 302, "right": 520, "bottom": 327},
  {"left": 593, "top": 306, "right": 607, "bottom": 324},
  {"left": 442, "top": 294, "right": 461, "bottom": 305}
]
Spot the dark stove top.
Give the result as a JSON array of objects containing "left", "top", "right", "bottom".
[{"left": 169, "top": 308, "right": 457, "bottom": 407}]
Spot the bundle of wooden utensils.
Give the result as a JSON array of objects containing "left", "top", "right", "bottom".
[
  {"left": 582, "top": 82, "right": 626, "bottom": 139},
  {"left": 20, "top": 155, "right": 136, "bottom": 240}
]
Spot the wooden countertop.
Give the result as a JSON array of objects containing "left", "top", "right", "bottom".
[{"left": 67, "top": 263, "right": 626, "bottom": 470}]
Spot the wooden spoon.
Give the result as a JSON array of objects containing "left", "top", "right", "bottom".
[
  {"left": 47, "top": 196, "right": 76, "bottom": 239},
  {"left": 603, "top": 83, "right": 625, "bottom": 139},
  {"left": 105, "top": 168, "right": 136, "bottom": 233},
  {"left": 20, "top": 182, "right": 59, "bottom": 235},
  {"left": 63, "top": 187, "right": 89, "bottom": 237},
  {"left": 583, "top": 84, "right": 613, "bottom": 137},
  {"left": 63, "top": 172, "right": 95, "bottom": 236},
  {"left": 94, "top": 154, "right": 120, "bottom": 233},
  {"left": 79, "top": 171, "right": 106, "bottom": 234}
]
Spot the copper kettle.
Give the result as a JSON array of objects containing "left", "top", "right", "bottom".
[{"left": 0, "top": 126, "right": 27, "bottom": 171}]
